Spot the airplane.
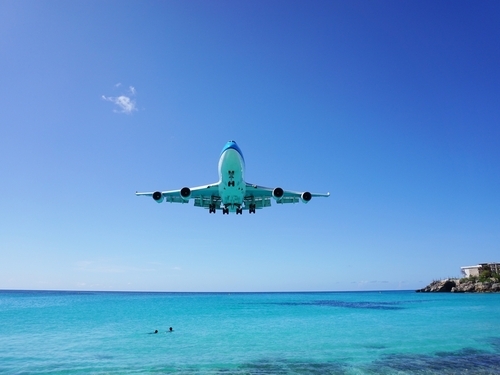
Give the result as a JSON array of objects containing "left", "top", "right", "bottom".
[{"left": 136, "top": 141, "right": 330, "bottom": 214}]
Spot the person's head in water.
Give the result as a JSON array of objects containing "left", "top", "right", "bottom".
[
  {"left": 154, "top": 330, "right": 158, "bottom": 334},
  {"left": 169, "top": 327, "right": 173, "bottom": 332}
]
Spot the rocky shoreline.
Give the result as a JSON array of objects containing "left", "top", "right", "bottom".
[{"left": 416, "top": 278, "right": 500, "bottom": 293}]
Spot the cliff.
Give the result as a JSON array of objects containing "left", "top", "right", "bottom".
[{"left": 416, "top": 278, "right": 500, "bottom": 293}]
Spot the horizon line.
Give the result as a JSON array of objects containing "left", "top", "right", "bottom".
[{"left": 0, "top": 288, "right": 415, "bottom": 294}]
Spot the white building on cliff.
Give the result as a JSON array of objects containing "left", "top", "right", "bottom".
[{"left": 461, "top": 263, "right": 500, "bottom": 277}]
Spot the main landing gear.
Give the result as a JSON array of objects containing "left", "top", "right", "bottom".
[
  {"left": 218, "top": 204, "right": 245, "bottom": 215},
  {"left": 214, "top": 204, "right": 256, "bottom": 215}
]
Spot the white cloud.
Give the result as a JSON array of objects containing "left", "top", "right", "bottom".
[
  {"left": 102, "top": 84, "right": 138, "bottom": 114},
  {"left": 102, "top": 94, "right": 137, "bottom": 114}
]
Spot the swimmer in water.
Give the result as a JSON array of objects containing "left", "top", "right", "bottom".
[{"left": 169, "top": 327, "right": 173, "bottom": 332}]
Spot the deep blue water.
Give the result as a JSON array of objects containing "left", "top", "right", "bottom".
[{"left": 1, "top": 290, "right": 499, "bottom": 374}]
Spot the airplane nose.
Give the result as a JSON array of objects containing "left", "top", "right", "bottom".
[{"left": 221, "top": 141, "right": 244, "bottom": 163}]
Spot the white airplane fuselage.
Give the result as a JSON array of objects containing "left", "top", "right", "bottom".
[{"left": 218, "top": 143, "right": 246, "bottom": 212}]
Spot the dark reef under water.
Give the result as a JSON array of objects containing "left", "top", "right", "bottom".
[
  {"left": 364, "top": 346, "right": 500, "bottom": 375},
  {"left": 232, "top": 342, "right": 500, "bottom": 374},
  {"left": 276, "top": 299, "right": 405, "bottom": 310},
  {"left": 137, "top": 337, "right": 500, "bottom": 374}
]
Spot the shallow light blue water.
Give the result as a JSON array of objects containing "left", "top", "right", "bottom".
[{"left": 0, "top": 290, "right": 499, "bottom": 374}]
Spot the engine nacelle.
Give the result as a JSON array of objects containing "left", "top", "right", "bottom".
[
  {"left": 272, "top": 187, "right": 284, "bottom": 201},
  {"left": 301, "top": 191, "right": 312, "bottom": 203},
  {"left": 180, "top": 187, "right": 191, "bottom": 200},
  {"left": 152, "top": 191, "right": 164, "bottom": 203}
]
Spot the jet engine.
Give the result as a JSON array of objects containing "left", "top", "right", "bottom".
[
  {"left": 301, "top": 191, "right": 312, "bottom": 203},
  {"left": 272, "top": 187, "right": 284, "bottom": 201},
  {"left": 152, "top": 191, "right": 164, "bottom": 203},
  {"left": 180, "top": 187, "right": 191, "bottom": 200}
]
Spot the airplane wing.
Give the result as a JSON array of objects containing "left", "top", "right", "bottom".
[
  {"left": 243, "top": 183, "right": 330, "bottom": 210},
  {"left": 136, "top": 182, "right": 329, "bottom": 212},
  {"left": 135, "top": 183, "right": 222, "bottom": 208}
]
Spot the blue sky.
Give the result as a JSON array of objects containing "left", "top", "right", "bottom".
[{"left": 1, "top": 1, "right": 499, "bottom": 292}]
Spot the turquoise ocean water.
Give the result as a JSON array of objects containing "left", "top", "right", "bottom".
[{"left": 1, "top": 290, "right": 499, "bottom": 374}]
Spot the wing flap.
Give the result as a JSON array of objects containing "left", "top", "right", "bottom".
[
  {"left": 194, "top": 196, "right": 221, "bottom": 209},
  {"left": 277, "top": 196, "right": 300, "bottom": 204},
  {"left": 243, "top": 196, "right": 272, "bottom": 210}
]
